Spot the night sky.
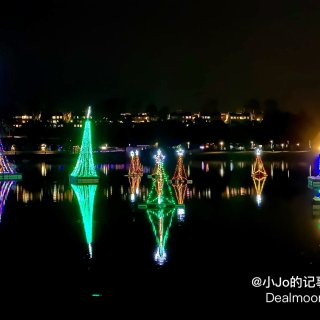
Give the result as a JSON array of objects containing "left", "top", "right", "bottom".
[{"left": 1, "top": 0, "right": 320, "bottom": 114}]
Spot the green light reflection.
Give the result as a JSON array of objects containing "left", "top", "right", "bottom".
[
  {"left": 71, "top": 184, "right": 97, "bottom": 258},
  {"left": 147, "top": 207, "right": 176, "bottom": 265}
]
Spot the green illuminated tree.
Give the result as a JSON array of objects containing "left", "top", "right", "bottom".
[
  {"left": 147, "top": 150, "right": 176, "bottom": 206},
  {"left": 70, "top": 108, "right": 98, "bottom": 178}
]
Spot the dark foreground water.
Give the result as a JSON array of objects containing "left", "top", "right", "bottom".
[{"left": 0, "top": 151, "right": 319, "bottom": 308}]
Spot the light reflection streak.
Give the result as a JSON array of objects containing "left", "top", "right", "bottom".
[
  {"left": 10, "top": 160, "right": 297, "bottom": 203},
  {"left": 15, "top": 184, "right": 73, "bottom": 203},
  {"left": 219, "top": 163, "right": 224, "bottom": 177},
  {"left": 222, "top": 186, "right": 254, "bottom": 199},
  {"left": 40, "top": 162, "right": 52, "bottom": 177},
  {"left": 0, "top": 181, "right": 14, "bottom": 222},
  {"left": 230, "top": 161, "right": 234, "bottom": 172}
]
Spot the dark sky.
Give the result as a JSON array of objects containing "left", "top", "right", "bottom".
[{"left": 1, "top": 0, "right": 320, "bottom": 114}]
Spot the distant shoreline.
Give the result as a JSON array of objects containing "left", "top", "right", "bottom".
[{"left": 5, "top": 149, "right": 315, "bottom": 164}]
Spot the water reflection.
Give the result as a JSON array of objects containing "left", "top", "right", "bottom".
[
  {"left": 15, "top": 184, "right": 43, "bottom": 203},
  {"left": 269, "top": 161, "right": 290, "bottom": 178},
  {"left": 252, "top": 176, "right": 267, "bottom": 207},
  {"left": 312, "top": 191, "right": 320, "bottom": 217},
  {"left": 171, "top": 149, "right": 189, "bottom": 222},
  {"left": 219, "top": 163, "right": 224, "bottom": 177},
  {"left": 39, "top": 162, "right": 51, "bottom": 177},
  {"left": 138, "top": 150, "right": 182, "bottom": 265},
  {"left": 146, "top": 207, "right": 176, "bottom": 265},
  {"left": 0, "top": 181, "right": 14, "bottom": 222},
  {"left": 128, "top": 150, "right": 143, "bottom": 203},
  {"left": 222, "top": 186, "right": 254, "bottom": 199},
  {"left": 307, "top": 156, "right": 320, "bottom": 220},
  {"left": 230, "top": 160, "right": 234, "bottom": 172},
  {"left": 98, "top": 163, "right": 127, "bottom": 175},
  {"left": 128, "top": 175, "right": 141, "bottom": 202},
  {"left": 15, "top": 184, "right": 73, "bottom": 203},
  {"left": 52, "top": 183, "right": 73, "bottom": 202},
  {"left": 6, "top": 159, "right": 297, "bottom": 204},
  {"left": 0, "top": 152, "right": 317, "bottom": 302},
  {"left": 71, "top": 184, "right": 98, "bottom": 259},
  {"left": 172, "top": 182, "right": 187, "bottom": 204},
  {"left": 251, "top": 151, "right": 268, "bottom": 207},
  {"left": 199, "top": 160, "right": 290, "bottom": 179},
  {"left": 176, "top": 207, "right": 185, "bottom": 222}
]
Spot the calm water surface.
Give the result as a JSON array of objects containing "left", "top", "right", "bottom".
[{"left": 0, "top": 152, "right": 318, "bottom": 305}]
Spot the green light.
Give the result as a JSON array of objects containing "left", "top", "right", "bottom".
[
  {"left": 147, "top": 207, "right": 176, "bottom": 264},
  {"left": 139, "top": 150, "right": 180, "bottom": 264},
  {"left": 71, "top": 184, "right": 97, "bottom": 258},
  {"left": 71, "top": 119, "right": 98, "bottom": 178},
  {"left": 147, "top": 152, "right": 176, "bottom": 207}
]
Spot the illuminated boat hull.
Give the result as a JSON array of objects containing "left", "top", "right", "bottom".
[
  {"left": 138, "top": 203, "right": 185, "bottom": 209},
  {"left": 0, "top": 173, "right": 22, "bottom": 181},
  {"left": 69, "top": 176, "right": 99, "bottom": 184},
  {"left": 308, "top": 176, "right": 320, "bottom": 189}
]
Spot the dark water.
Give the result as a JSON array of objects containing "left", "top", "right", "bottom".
[{"left": 0, "top": 152, "right": 318, "bottom": 308}]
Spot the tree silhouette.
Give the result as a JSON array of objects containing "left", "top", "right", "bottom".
[{"left": 144, "top": 103, "right": 158, "bottom": 118}]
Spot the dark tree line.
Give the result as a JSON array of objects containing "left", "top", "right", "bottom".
[{"left": 0, "top": 98, "right": 318, "bottom": 150}]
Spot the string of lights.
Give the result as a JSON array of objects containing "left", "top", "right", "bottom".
[
  {"left": 146, "top": 207, "right": 176, "bottom": 265},
  {"left": 70, "top": 107, "right": 98, "bottom": 181},
  {"left": 71, "top": 183, "right": 98, "bottom": 259},
  {"left": 0, "top": 181, "right": 14, "bottom": 223},
  {"left": 251, "top": 148, "right": 268, "bottom": 206},
  {"left": 0, "top": 138, "right": 16, "bottom": 174},
  {"left": 146, "top": 150, "right": 176, "bottom": 206}
]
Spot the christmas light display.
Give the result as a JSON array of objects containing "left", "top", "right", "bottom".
[
  {"left": 151, "top": 150, "right": 163, "bottom": 178},
  {"left": 138, "top": 150, "right": 187, "bottom": 264},
  {"left": 128, "top": 150, "right": 143, "bottom": 176},
  {"left": 172, "top": 148, "right": 187, "bottom": 184},
  {"left": 171, "top": 148, "right": 191, "bottom": 206},
  {"left": 312, "top": 188, "right": 320, "bottom": 215},
  {"left": 146, "top": 206, "right": 176, "bottom": 265},
  {"left": 70, "top": 106, "right": 99, "bottom": 184},
  {"left": 71, "top": 183, "right": 98, "bottom": 258},
  {"left": 172, "top": 183, "right": 188, "bottom": 205},
  {"left": 0, "top": 138, "right": 22, "bottom": 180},
  {"left": 251, "top": 148, "right": 267, "bottom": 206},
  {"left": 252, "top": 175, "right": 267, "bottom": 207},
  {"left": 308, "top": 151, "right": 320, "bottom": 189},
  {"left": 176, "top": 207, "right": 186, "bottom": 223},
  {"left": 0, "top": 181, "right": 14, "bottom": 222},
  {"left": 146, "top": 149, "right": 176, "bottom": 207},
  {"left": 128, "top": 150, "right": 143, "bottom": 202},
  {"left": 129, "top": 174, "right": 141, "bottom": 202},
  {"left": 251, "top": 148, "right": 268, "bottom": 177},
  {"left": 313, "top": 189, "right": 320, "bottom": 201}
]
